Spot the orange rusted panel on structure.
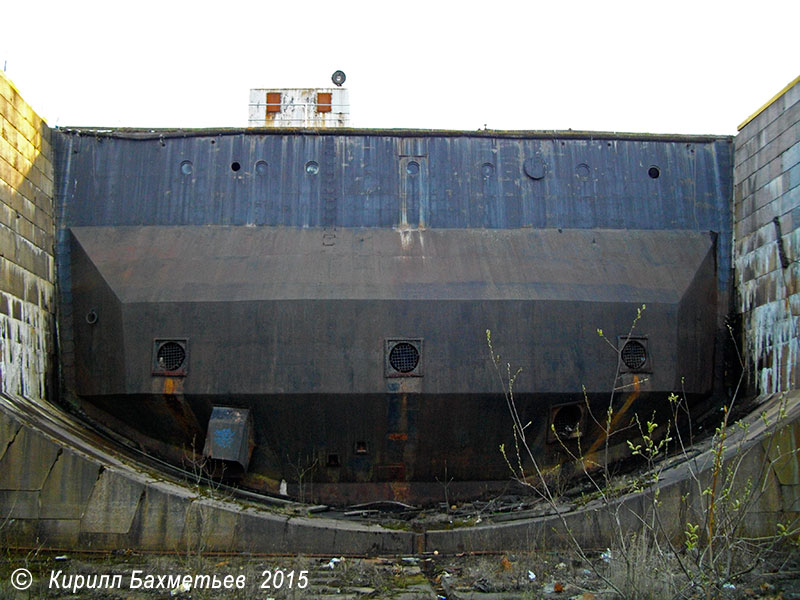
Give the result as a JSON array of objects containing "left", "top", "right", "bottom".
[
  {"left": 266, "top": 92, "right": 281, "bottom": 113},
  {"left": 317, "top": 92, "right": 332, "bottom": 113}
]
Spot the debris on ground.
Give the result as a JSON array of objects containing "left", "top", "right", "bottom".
[{"left": 2, "top": 548, "right": 800, "bottom": 599}]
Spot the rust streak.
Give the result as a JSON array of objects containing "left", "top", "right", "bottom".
[{"left": 583, "top": 375, "right": 641, "bottom": 467}]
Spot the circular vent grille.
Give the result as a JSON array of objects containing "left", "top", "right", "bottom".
[
  {"left": 157, "top": 342, "right": 186, "bottom": 371},
  {"left": 621, "top": 340, "right": 647, "bottom": 370},
  {"left": 389, "top": 342, "right": 420, "bottom": 373}
]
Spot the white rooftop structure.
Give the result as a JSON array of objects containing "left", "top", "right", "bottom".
[{"left": 248, "top": 88, "right": 349, "bottom": 128}]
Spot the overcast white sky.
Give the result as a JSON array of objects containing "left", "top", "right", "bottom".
[{"left": 2, "top": 1, "right": 798, "bottom": 135}]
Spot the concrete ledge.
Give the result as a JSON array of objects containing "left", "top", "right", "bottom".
[
  {"left": 0, "top": 426, "right": 59, "bottom": 490},
  {"left": 180, "top": 497, "right": 238, "bottom": 552},
  {"left": 0, "top": 414, "right": 21, "bottom": 461},
  {"left": 1, "top": 390, "right": 799, "bottom": 555},
  {"left": 281, "top": 514, "right": 415, "bottom": 555},
  {"left": 39, "top": 449, "right": 100, "bottom": 519},
  {"left": 37, "top": 519, "right": 81, "bottom": 547},
  {"left": 0, "top": 393, "right": 418, "bottom": 554},
  {"left": 425, "top": 392, "right": 800, "bottom": 553},
  {"left": 132, "top": 482, "right": 193, "bottom": 551},
  {"left": 0, "top": 490, "right": 39, "bottom": 519},
  {"left": 80, "top": 468, "right": 145, "bottom": 534}
]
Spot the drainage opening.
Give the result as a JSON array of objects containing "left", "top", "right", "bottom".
[
  {"left": 231, "top": 161, "right": 241, "bottom": 172},
  {"left": 648, "top": 166, "right": 660, "bottom": 179},
  {"left": 385, "top": 339, "right": 423, "bottom": 377},
  {"left": 549, "top": 404, "right": 584, "bottom": 442},
  {"left": 389, "top": 343, "right": 419, "bottom": 373},
  {"left": 153, "top": 339, "right": 188, "bottom": 375},
  {"left": 158, "top": 342, "right": 185, "bottom": 370},
  {"left": 621, "top": 339, "right": 648, "bottom": 370}
]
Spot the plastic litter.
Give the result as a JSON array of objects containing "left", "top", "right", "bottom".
[{"left": 169, "top": 583, "right": 190, "bottom": 595}]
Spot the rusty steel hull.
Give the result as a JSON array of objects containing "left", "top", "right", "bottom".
[
  {"left": 77, "top": 389, "right": 688, "bottom": 505},
  {"left": 53, "top": 129, "right": 733, "bottom": 505},
  {"left": 66, "top": 225, "right": 718, "bottom": 503}
]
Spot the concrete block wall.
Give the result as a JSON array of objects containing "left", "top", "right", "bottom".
[
  {"left": 0, "top": 70, "right": 56, "bottom": 402},
  {"left": 734, "top": 76, "right": 800, "bottom": 395}
]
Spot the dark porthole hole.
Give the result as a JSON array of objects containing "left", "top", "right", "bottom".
[
  {"left": 648, "top": 166, "right": 661, "bottom": 179},
  {"left": 355, "top": 441, "right": 368, "bottom": 455},
  {"left": 327, "top": 453, "right": 340, "bottom": 467},
  {"left": 552, "top": 405, "right": 582, "bottom": 439},
  {"left": 231, "top": 161, "right": 241, "bottom": 172}
]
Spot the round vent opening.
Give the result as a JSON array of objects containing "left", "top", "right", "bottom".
[
  {"left": 157, "top": 342, "right": 186, "bottom": 371},
  {"left": 389, "top": 342, "right": 420, "bottom": 373},
  {"left": 621, "top": 340, "right": 647, "bottom": 370}
]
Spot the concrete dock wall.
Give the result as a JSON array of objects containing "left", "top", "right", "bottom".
[
  {"left": 0, "top": 70, "right": 55, "bottom": 403},
  {"left": 734, "top": 76, "right": 800, "bottom": 395}
]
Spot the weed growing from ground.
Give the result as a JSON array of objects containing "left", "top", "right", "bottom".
[{"left": 487, "top": 309, "right": 800, "bottom": 599}]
